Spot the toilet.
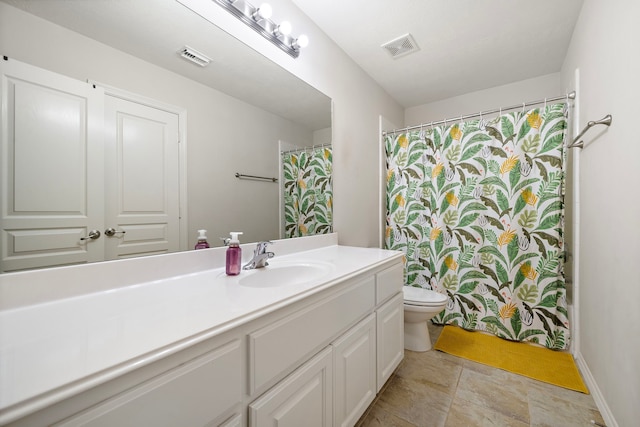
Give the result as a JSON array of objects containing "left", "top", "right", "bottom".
[{"left": 403, "top": 286, "right": 448, "bottom": 352}]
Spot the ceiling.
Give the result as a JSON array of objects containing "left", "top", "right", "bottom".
[{"left": 292, "top": 0, "right": 584, "bottom": 108}]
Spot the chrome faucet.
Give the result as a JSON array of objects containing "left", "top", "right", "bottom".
[{"left": 243, "top": 241, "right": 275, "bottom": 270}]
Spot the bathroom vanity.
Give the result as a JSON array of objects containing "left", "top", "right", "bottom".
[{"left": 0, "top": 234, "right": 404, "bottom": 426}]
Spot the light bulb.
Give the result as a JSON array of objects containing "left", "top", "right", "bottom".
[
  {"left": 256, "top": 3, "right": 272, "bottom": 19},
  {"left": 293, "top": 34, "right": 309, "bottom": 49},
  {"left": 277, "top": 21, "right": 292, "bottom": 36}
]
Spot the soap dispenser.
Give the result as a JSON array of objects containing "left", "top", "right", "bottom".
[
  {"left": 226, "top": 232, "right": 243, "bottom": 275},
  {"left": 194, "top": 229, "right": 210, "bottom": 250}
]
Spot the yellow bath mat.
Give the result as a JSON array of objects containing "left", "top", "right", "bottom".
[{"left": 434, "top": 325, "right": 589, "bottom": 394}]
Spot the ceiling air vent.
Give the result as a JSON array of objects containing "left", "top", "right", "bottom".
[
  {"left": 179, "top": 46, "right": 211, "bottom": 67},
  {"left": 381, "top": 33, "right": 419, "bottom": 59}
]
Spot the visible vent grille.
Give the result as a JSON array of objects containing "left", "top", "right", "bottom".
[
  {"left": 179, "top": 46, "right": 211, "bottom": 67},
  {"left": 381, "top": 34, "right": 419, "bottom": 59}
]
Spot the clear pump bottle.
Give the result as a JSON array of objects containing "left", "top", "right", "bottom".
[
  {"left": 194, "top": 229, "right": 210, "bottom": 249},
  {"left": 226, "top": 232, "right": 243, "bottom": 275}
]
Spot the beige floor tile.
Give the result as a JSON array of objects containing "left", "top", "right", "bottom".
[
  {"left": 375, "top": 375, "right": 451, "bottom": 427},
  {"left": 527, "top": 386, "right": 605, "bottom": 427},
  {"left": 454, "top": 365, "right": 531, "bottom": 424},
  {"left": 527, "top": 378, "right": 597, "bottom": 410},
  {"left": 445, "top": 397, "right": 530, "bottom": 427},
  {"left": 395, "top": 350, "right": 463, "bottom": 396},
  {"left": 356, "top": 405, "right": 417, "bottom": 427}
]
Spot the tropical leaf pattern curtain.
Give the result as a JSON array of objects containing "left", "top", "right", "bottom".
[
  {"left": 385, "top": 104, "right": 570, "bottom": 349},
  {"left": 282, "top": 146, "right": 333, "bottom": 238}
]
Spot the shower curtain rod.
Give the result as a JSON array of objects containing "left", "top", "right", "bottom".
[
  {"left": 281, "top": 143, "right": 331, "bottom": 155},
  {"left": 383, "top": 91, "right": 576, "bottom": 136}
]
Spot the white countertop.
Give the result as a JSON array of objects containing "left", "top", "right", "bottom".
[{"left": 0, "top": 236, "right": 402, "bottom": 423}]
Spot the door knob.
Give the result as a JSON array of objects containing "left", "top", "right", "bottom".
[
  {"left": 105, "top": 227, "right": 126, "bottom": 237},
  {"left": 80, "top": 230, "right": 101, "bottom": 240}
]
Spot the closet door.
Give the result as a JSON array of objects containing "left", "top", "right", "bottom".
[
  {"left": 103, "top": 95, "right": 180, "bottom": 260},
  {"left": 0, "top": 58, "right": 104, "bottom": 272}
]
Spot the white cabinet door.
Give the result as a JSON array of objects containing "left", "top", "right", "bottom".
[
  {"left": 249, "top": 347, "right": 333, "bottom": 427},
  {"left": 332, "top": 314, "right": 376, "bottom": 427},
  {"left": 104, "top": 95, "right": 180, "bottom": 260},
  {"left": 376, "top": 292, "right": 404, "bottom": 391},
  {"left": 0, "top": 58, "right": 104, "bottom": 272}
]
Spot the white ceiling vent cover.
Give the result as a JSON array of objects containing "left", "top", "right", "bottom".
[
  {"left": 179, "top": 46, "right": 211, "bottom": 67},
  {"left": 381, "top": 33, "right": 420, "bottom": 59}
]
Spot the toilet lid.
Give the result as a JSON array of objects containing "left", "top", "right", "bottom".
[{"left": 403, "top": 286, "right": 447, "bottom": 306}]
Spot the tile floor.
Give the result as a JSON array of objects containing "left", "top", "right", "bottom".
[{"left": 357, "top": 323, "right": 605, "bottom": 427}]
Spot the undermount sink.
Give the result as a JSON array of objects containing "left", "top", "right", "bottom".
[{"left": 238, "top": 262, "right": 333, "bottom": 288}]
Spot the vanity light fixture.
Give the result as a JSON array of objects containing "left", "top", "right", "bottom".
[{"left": 212, "top": 0, "right": 308, "bottom": 58}]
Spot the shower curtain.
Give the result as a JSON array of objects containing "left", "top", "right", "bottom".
[
  {"left": 282, "top": 146, "right": 333, "bottom": 238},
  {"left": 385, "top": 104, "right": 570, "bottom": 349}
]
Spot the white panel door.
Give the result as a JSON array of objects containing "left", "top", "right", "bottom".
[
  {"left": 103, "top": 95, "right": 180, "bottom": 260},
  {"left": 0, "top": 58, "right": 104, "bottom": 272}
]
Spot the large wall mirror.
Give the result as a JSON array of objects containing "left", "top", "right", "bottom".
[{"left": 0, "top": 0, "right": 332, "bottom": 272}]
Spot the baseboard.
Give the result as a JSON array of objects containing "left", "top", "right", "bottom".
[{"left": 574, "top": 351, "right": 618, "bottom": 427}]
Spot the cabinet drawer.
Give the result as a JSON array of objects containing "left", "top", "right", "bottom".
[
  {"left": 376, "top": 262, "right": 404, "bottom": 305},
  {"left": 54, "top": 340, "right": 242, "bottom": 427},
  {"left": 249, "top": 275, "right": 374, "bottom": 394}
]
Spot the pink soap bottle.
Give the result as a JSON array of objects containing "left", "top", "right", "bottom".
[
  {"left": 225, "top": 232, "right": 243, "bottom": 275},
  {"left": 194, "top": 229, "right": 210, "bottom": 250}
]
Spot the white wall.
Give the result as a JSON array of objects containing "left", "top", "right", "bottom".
[
  {"left": 561, "top": 0, "right": 640, "bottom": 425},
  {"left": 0, "top": 3, "right": 315, "bottom": 248},
  {"left": 313, "top": 127, "right": 332, "bottom": 145},
  {"left": 404, "top": 73, "right": 562, "bottom": 125}
]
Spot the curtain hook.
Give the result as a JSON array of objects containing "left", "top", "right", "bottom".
[
  {"left": 499, "top": 107, "right": 502, "bottom": 118},
  {"left": 522, "top": 102, "right": 525, "bottom": 114},
  {"left": 544, "top": 97, "right": 547, "bottom": 110},
  {"left": 459, "top": 114, "right": 463, "bottom": 126}
]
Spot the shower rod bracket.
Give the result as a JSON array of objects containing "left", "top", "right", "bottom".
[{"left": 569, "top": 114, "right": 612, "bottom": 149}]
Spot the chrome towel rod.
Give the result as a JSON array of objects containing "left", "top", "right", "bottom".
[
  {"left": 568, "top": 114, "right": 612, "bottom": 149},
  {"left": 235, "top": 173, "right": 278, "bottom": 183}
]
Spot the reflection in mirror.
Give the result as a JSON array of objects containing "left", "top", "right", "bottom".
[
  {"left": 280, "top": 142, "right": 333, "bottom": 239},
  {"left": 0, "top": 0, "right": 332, "bottom": 273}
]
